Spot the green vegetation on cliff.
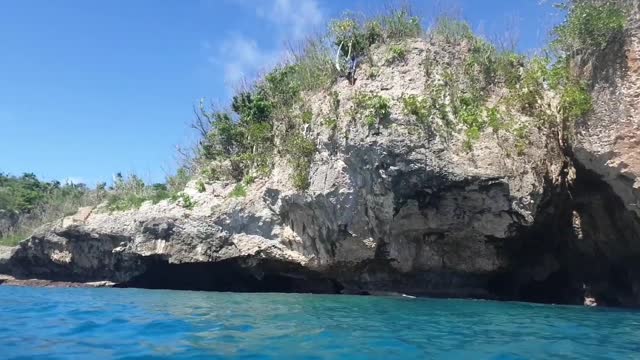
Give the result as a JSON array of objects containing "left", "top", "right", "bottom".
[
  {"left": 190, "top": 1, "right": 628, "bottom": 185},
  {"left": 193, "top": 8, "right": 424, "bottom": 190},
  {"left": 553, "top": 0, "right": 626, "bottom": 53}
]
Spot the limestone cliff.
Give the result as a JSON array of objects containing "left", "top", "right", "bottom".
[
  {"left": 2, "top": 4, "right": 640, "bottom": 307},
  {"left": 565, "top": 1, "right": 640, "bottom": 306}
]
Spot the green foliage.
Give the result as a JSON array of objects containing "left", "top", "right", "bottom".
[
  {"left": 166, "top": 167, "right": 191, "bottom": 192},
  {"left": 291, "top": 38, "right": 339, "bottom": 92},
  {"left": 380, "top": 8, "right": 422, "bottom": 40},
  {"left": 200, "top": 92, "right": 276, "bottom": 181},
  {"left": 283, "top": 134, "right": 317, "bottom": 191},
  {"left": 353, "top": 92, "right": 391, "bottom": 127},
  {"left": 553, "top": 1, "right": 626, "bottom": 53},
  {"left": 465, "top": 36, "right": 524, "bottom": 90},
  {"left": 0, "top": 173, "right": 95, "bottom": 245},
  {"left": 218, "top": 179, "right": 247, "bottom": 199},
  {"left": 0, "top": 233, "right": 27, "bottom": 247},
  {"left": 171, "top": 192, "right": 195, "bottom": 209},
  {"left": 262, "top": 65, "right": 301, "bottom": 110},
  {"left": 105, "top": 174, "right": 154, "bottom": 211},
  {"left": 187, "top": 2, "right": 605, "bottom": 188},
  {"left": 148, "top": 183, "right": 171, "bottom": 204},
  {"left": 292, "top": 165, "right": 312, "bottom": 191},
  {"left": 182, "top": 194, "right": 195, "bottom": 209},
  {"left": 324, "top": 91, "right": 340, "bottom": 131},
  {"left": 0, "top": 173, "right": 53, "bottom": 213},
  {"left": 508, "top": 56, "right": 549, "bottom": 115},
  {"left": 457, "top": 94, "right": 489, "bottom": 150},
  {"left": 560, "top": 81, "right": 592, "bottom": 121},
  {"left": 386, "top": 44, "right": 408, "bottom": 64},
  {"left": 330, "top": 16, "right": 370, "bottom": 59},
  {"left": 365, "top": 115, "right": 377, "bottom": 127},
  {"left": 487, "top": 107, "right": 504, "bottom": 133},
  {"left": 324, "top": 118, "right": 338, "bottom": 130},
  {"left": 463, "top": 127, "right": 481, "bottom": 152},
  {"left": 402, "top": 95, "right": 431, "bottom": 125},
  {"left": 457, "top": 95, "right": 485, "bottom": 128},
  {"left": 285, "top": 134, "right": 317, "bottom": 158},
  {"left": 367, "top": 66, "right": 380, "bottom": 79},
  {"left": 196, "top": 180, "right": 206, "bottom": 193},
  {"left": 369, "top": 95, "right": 391, "bottom": 118},
  {"left": 230, "top": 183, "right": 247, "bottom": 198},
  {"left": 513, "top": 125, "right": 530, "bottom": 156},
  {"left": 330, "top": 91, "right": 340, "bottom": 115},
  {"left": 232, "top": 91, "right": 273, "bottom": 124},
  {"left": 330, "top": 8, "right": 422, "bottom": 69},
  {"left": 431, "top": 17, "right": 474, "bottom": 43},
  {"left": 505, "top": 53, "right": 592, "bottom": 127},
  {"left": 364, "top": 20, "right": 384, "bottom": 45},
  {"left": 191, "top": 7, "right": 425, "bottom": 186},
  {"left": 301, "top": 109, "right": 313, "bottom": 124},
  {"left": 105, "top": 170, "right": 191, "bottom": 212},
  {"left": 200, "top": 112, "right": 243, "bottom": 161},
  {"left": 201, "top": 166, "right": 220, "bottom": 182},
  {"left": 245, "top": 175, "right": 256, "bottom": 185}
]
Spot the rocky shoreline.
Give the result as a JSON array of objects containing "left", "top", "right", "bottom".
[{"left": 0, "top": 274, "right": 114, "bottom": 288}]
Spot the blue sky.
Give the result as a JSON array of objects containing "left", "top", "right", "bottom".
[{"left": 0, "top": 0, "right": 560, "bottom": 186}]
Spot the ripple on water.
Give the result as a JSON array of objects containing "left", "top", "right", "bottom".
[{"left": 0, "top": 287, "right": 639, "bottom": 359}]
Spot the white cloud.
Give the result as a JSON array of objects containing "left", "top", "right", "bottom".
[
  {"left": 257, "top": 0, "right": 324, "bottom": 40},
  {"left": 210, "top": 35, "right": 282, "bottom": 86},
  {"left": 203, "top": 0, "right": 324, "bottom": 90}
]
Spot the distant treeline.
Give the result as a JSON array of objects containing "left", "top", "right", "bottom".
[
  {"left": 0, "top": 172, "right": 95, "bottom": 245},
  {"left": 0, "top": 170, "right": 192, "bottom": 246}
]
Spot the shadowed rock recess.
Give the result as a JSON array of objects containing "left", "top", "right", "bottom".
[{"left": 1, "top": 4, "right": 640, "bottom": 307}]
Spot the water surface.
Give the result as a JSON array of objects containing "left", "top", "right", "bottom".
[{"left": 0, "top": 286, "right": 638, "bottom": 359}]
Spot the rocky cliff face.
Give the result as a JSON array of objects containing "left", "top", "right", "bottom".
[
  {"left": 2, "top": 19, "right": 639, "bottom": 306},
  {"left": 565, "top": 1, "right": 640, "bottom": 306}
]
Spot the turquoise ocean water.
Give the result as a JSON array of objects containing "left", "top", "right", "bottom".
[{"left": 0, "top": 286, "right": 638, "bottom": 359}]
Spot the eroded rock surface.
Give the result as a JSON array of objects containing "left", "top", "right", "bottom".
[{"left": 566, "top": 4, "right": 640, "bottom": 306}]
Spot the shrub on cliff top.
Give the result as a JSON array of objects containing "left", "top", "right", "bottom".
[
  {"left": 382, "top": 8, "right": 422, "bottom": 40},
  {"left": 103, "top": 170, "right": 194, "bottom": 212},
  {"left": 290, "top": 38, "right": 338, "bottom": 92},
  {"left": 431, "top": 17, "right": 474, "bottom": 43},
  {"left": 552, "top": 1, "right": 626, "bottom": 53},
  {"left": 330, "top": 7, "right": 422, "bottom": 68}
]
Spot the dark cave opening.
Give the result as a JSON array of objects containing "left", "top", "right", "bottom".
[
  {"left": 489, "top": 160, "right": 640, "bottom": 306},
  {"left": 484, "top": 168, "right": 578, "bottom": 305},
  {"left": 117, "top": 256, "right": 344, "bottom": 294},
  {"left": 566, "top": 162, "right": 640, "bottom": 306}
]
